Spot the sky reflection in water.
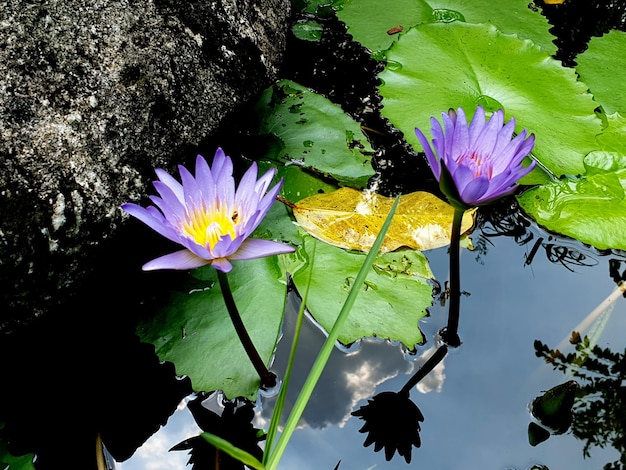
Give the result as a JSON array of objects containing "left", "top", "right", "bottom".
[{"left": 121, "top": 214, "right": 626, "bottom": 470}]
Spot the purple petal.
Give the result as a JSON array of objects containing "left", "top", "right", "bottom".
[
  {"left": 210, "top": 148, "right": 230, "bottom": 179},
  {"left": 210, "top": 234, "right": 239, "bottom": 259},
  {"left": 142, "top": 249, "right": 210, "bottom": 271},
  {"left": 151, "top": 181, "right": 187, "bottom": 221},
  {"left": 516, "top": 133, "right": 536, "bottom": 161},
  {"left": 122, "top": 203, "right": 180, "bottom": 242},
  {"left": 194, "top": 154, "right": 217, "bottom": 205},
  {"left": 181, "top": 237, "right": 214, "bottom": 261},
  {"left": 449, "top": 162, "right": 474, "bottom": 193},
  {"left": 178, "top": 163, "right": 204, "bottom": 211},
  {"left": 216, "top": 173, "right": 236, "bottom": 209},
  {"left": 254, "top": 166, "right": 276, "bottom": 194},
  {"left": 236, "top": 162, "right": 262, "bottom": 214},
  {"left": 252, "top": 180, "right": 283, "bottom": 227},
  {"left": 495, "top": 132, "right": 534, "bottom": 170},
  {"left": 430, "top": 117, "right": 446, "bottom": 160},
  {"left": 450, "top": 107, "right": 469, "bottom": 159},
  {"left": 148, "top": 195, "right": 183, "bottom": 227},
  {"left": 459, "top": 175, "right": 490, "bottom": 205},
  {"left": 468, "top": 106, "right": 486, "bottom": 145},
  {"left": 415, "top": 127, "right": 440, "bottom": 179},
  {"left": 491, "top": 119, "right": 517, "bottom": 168},
  {"left": 154, "top": 168, "right": 185, "bottom": 204},
  {"left": 208, "top": 149, "right": 235, "bottom": 205},
  {"left": 229, "top": 238, "right": 295, "bottom": 261},
  {"left": 441, "top": 112, "right": 457, "bottom": 157},
  {"left": 472, "top": 112, "right": 501, "bottom": 157},
  {"left": 476, "top": 171, "right": 518, "bottom": 202},
  {"left": 211, "top": 258, "right": 233, "bottom": 273}
]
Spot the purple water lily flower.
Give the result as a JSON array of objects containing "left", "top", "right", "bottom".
[
  {"left": 122, "top": 148, "right": 295, "bottom": 273},
  {"left": 415, "top": 106, "right": 536, "bottom": 209}
]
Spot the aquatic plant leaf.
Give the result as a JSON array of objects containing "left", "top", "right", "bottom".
[
  {"left": 0, "top": 438, "right": 36, "bottom": 470},
  {"left": 292, "top": 187, "right": 476, "bottom": 252},
  {"left": 576, "top": 30, "right": 626, "bottom": 115},
  {"left": 254, "top": 163, "right": 338, "bottom": 247},
  {"left": 256, "top": 79, "right": 375, "bottom": 187},
  {"left": 293, "top": 237, "right": 432, "bottom": 348},
  {"left": 528, "top": 421, "right": 551, "bottom": 447},
  {"left": 136, "top": 257, "right": 287, "bottom": 400},
  {"left": 596, "top": 113, "right": 626, "bottom": 155},
  {"left": 337, "top": 0, "right": 555, "bottom": 55},
  {"left": 378, "top": 22, "right": 601, "bottom": 181},
  {"left": 271, "top": 162, "right": 339, "bottom": 203},
  {"left": 517, "top": 152, "right": 626, "bottom": 251},
  {"left": 290, "top": 235, "right": 433, "bottom": 347},
  {"left": 336, "top": 0, "right": 431, "bottom": 53},
  {"left": 291, "top": 20, "right": 323, "bottom": 41},
  {"left": 426, "top": 0, "right": 556, "bottom": 53},
  {"left": 530, "top": 380, "right": 578, "bottom": 434}
]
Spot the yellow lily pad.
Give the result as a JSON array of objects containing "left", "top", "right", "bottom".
[{"left": 292, "top": 187, "right": 476, "bottom": 252}]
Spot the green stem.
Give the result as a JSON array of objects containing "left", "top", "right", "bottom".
[
  {"left": 441, "top": 207, "right": 465, "bottom": 348},
  {"left": 217, "top": 269, "right": 276, "bottom": 389},
  {"left": 265, "top": 196, "right": 401, "bottom": 470},
  {"left": 263, "top": 243, "right": 315, "bottom": 463}
]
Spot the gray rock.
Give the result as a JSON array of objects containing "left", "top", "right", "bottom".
[{"left": 0, "top": 0, "right": 291, "bottom": 333}]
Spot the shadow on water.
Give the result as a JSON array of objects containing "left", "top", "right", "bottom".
[{"left": 0, "top": 223, "right": 194, "bottom": 467}]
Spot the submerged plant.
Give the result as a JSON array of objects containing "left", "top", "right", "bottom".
[
  {"left": 414, "top": 105, "right": 536, "bottom": 210},
  {"left": 121, "top": 147, "right": 294, "bottom": 273},
  {"left": 123, "top": 148, "right": 294, "bottom": 388}
]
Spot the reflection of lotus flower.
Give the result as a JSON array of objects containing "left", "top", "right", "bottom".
[
  {"left": 415, "top": 106, "right": 536, "bottom": 209},
  {"left": 171, "top": 394, "right": 264, "bottom": 470},
  {"left": 351, "top": 391, "right": 424, "bottom": 464},
  {"left": 122, "top": 148, "right": 294, "bottom": 273}
]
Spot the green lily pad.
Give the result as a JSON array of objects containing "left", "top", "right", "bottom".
[
  {"left": 256, "top": 79, "right": 376, "bottom": 187},
  {"left": 136, "top": 257, "right": 288, "bottom": 400},
  {"left": 378, "top": 22, "right": 601, "bottom": 182},
  {"left": 517, "top": 152, "right": 626, "bottom": 251},
  {"left": 596, "top": 112, "right": 626, "bottom": 155},
  {"left": 254, "top": 161, "right": 340, "bottom": 246},
  {"left": 292, "top": 20, "right": 324, "bottom": 41},
  {"left": 273, "top": 162, "right": 340, "bottom": 203},
  {"left": 0, "top": 437, "right": 36, "bottom": 470},
  {"left": 426, "top": 0, "right": 556, "bottom": 53},
  {"left": 576, "top": 30, "right": 626, "bottom": 115},
  {"left": 290, "top": 235, "right": 433, "bottom": 348},
  {"left": 336, "top": 0, "right": 432, "bottom": 53},
  {"left": 337, "top": 0, "right": 555, "bottom": 55}
]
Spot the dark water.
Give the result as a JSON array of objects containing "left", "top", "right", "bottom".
[
  {"left": 119, "top": 206, "right": 626, "bottom": 470},
  {"left": 2, "top": 200, "right": 625, "bottom": 469},
  {"left": 3, "top": 2, "right": 626, "bottom": 469}
]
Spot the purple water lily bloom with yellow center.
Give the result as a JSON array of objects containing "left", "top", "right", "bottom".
[
  {"left": 415, "top": 106, "right": 536, "bottom": 209},
  {"left": 122, "top": 148, "right": 295, "bottom": 273}
]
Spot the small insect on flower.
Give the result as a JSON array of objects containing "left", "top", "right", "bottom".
[
  {"left": 122, "top": 148, "right": 295, "bottom": 273},
  {"left": 415, "top": 105, "right": 536, "bottom": 209}
]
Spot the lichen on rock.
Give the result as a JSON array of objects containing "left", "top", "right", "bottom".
[{"left": 0, "top": 0, "right": 291, "bottom": 332}]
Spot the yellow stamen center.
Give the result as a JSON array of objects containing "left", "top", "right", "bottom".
[{"left": 181, "top": 206, "right": 238, "bottom": 249}]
